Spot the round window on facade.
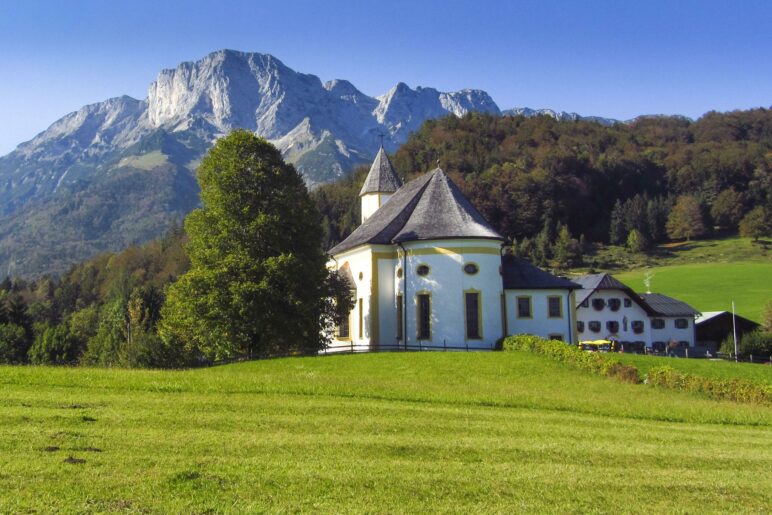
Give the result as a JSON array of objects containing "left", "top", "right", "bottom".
[
  {"left": 358, "top": 272, "right": 364, "bottom": 281},
  {"left": 463, "top": 263, "right": 479, "bottom": 275},
  {"left": 396, "top": 268, "right": 403, "bottom": 278},
  {"left": 416, "top": 264, "right": 430, "bottom": 276}
]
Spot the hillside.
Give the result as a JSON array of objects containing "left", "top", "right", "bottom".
[
  {"left": 1, "top": 352, "right": 770, "bottom": 512},
  {"left": 579, "top": 237, "right": 772, "bottom": 321}
]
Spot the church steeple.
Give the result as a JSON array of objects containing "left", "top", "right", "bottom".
[{"left": 359, "top": 146, "right": 402, "bottom": 223}]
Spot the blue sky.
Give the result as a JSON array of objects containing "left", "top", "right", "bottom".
[{"left": 1, "top": 0, "right": 770, "bottom": 155}]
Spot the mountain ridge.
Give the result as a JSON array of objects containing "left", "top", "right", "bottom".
[{"left": 0, "top": 49, "right": 677, "bottom": 278}]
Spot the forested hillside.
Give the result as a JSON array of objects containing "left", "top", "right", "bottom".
[{"left": 314, "top": 109, "right": 772, "bottom": 253}]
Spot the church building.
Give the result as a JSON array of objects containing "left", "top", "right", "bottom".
[{"left": 327, "top": 148, "right": 579, "bottom": 350}]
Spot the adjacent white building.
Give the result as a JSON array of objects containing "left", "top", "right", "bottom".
[
  {"left": 573, "top": 273, "right": 700, "bottom": 350},
  {"left": 328, "top": 147, "right": 579, "bottom": 350}
]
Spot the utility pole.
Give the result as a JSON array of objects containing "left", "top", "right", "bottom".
[{"left": 732, "top": 301, "right": 738, "bottom": 363}]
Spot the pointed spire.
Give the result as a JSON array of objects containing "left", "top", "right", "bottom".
[{"left": 359, "top": 146, "right": 402, "bottom": 196}]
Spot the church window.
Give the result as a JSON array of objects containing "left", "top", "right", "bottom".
[
  {"left": 396, "top": 267, "right": 403, "bottom": 278},
  {"left": 517, "top": 296, "right": 532, "bottom": 318},
  {"left": 548, "top": 296, "right": 562, "bottom": 318},
  {"left": 358, "top": 272, "right": 364, "bottom": 281},
  {"left": 465, "top": 292, "right": 481, "bottom": 339},
  {"left": 336, "top": 314, "right": 350, "bottom": 339},
  {"left": 592, "top": 298, "right": 605, "bottom": 311},
  {"left": 463, "top": 263, "right": 479, "bottom": 275},
  {"left": 417, "top": 293, "right": 431, "bottom": 340},
  {"left": 416, "top": 264, "right": 430, "bottom": 277},
  {"left": 608, "top": 298, "right": 621, "bottom": 311},
  {"left": 396, "top": 294, "right": 403, "bottom": 340}
]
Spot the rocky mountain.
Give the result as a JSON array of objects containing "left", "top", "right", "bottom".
[
  {"left": 502, "top": 107, "right": 619, "bottom": 126},
  {"left": 0, "top": 49, "right": 504, "bottom": 277}
]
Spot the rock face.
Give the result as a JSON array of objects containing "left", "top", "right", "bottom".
[{"left": 0, "top": 49, "right": 501, "bottom": 277}]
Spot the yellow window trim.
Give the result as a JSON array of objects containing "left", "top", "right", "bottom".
[
  {"left": 516, "top": 295, "right": 533, "bottom": 319},
  {"left": 463, "top": 289, "right": 483, "bottom": 340},
  {"left": 416, "top": 290, "right": 432, "bottom": 341},
  {"left": 547, "top": 295, "right": 564, "bottom": 319}
]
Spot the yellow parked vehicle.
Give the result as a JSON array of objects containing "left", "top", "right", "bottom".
[{"left": 578, "top": 339, "right": 618, "bottom": 352}]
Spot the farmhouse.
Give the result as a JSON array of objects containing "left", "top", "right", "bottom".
[
  {"left": 328, "top": 147, "right": 579, "bottom": 350},
  {"left": 573, "top": 273, "right": 700, "bottom": 350}
]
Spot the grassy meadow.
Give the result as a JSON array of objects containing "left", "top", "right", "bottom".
[
  {"left": 1, "top": 352, "right": 771, "bottom": 513},
  {"left": 615, "top": 261, "right": 771, "bottom": 321}
]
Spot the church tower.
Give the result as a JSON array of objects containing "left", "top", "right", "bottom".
[{"left": 359, "top": 146, "right": 402, "bottom": 223}]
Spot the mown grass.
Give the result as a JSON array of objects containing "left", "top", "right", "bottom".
[
  {"left": 615, "top": 261, "right": 771, "bottom": 321},
  {"left": 615, "top": 352, "right": 772, "bottom": 385},
  {"left": 1, "top": 352, "right": 771, "bottom": 512}
]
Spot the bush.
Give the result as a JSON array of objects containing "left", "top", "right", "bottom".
[
  {"left": 646, "top": 366, "right": 769, "bottom": 404},
  {"left": 502, "top": 334, "right": 640, "bottom": 383},
  {"left": 28, "top": 324, "right": 83, "bottom": 365},
  {"left": 739, "top": 331, "right": 772, "bottom": 356}
]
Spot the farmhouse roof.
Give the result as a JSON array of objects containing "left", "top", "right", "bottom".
[
  {"left": 359, "top": 146, "right": 402, "bottom": 196},
  {"left": 695, "top": 311, "right": 759, "bottom": 328},
  {"left": 639, "top": 293, "right": 700, "bottom": 317},
  {"left": 502, "top": 255, "right": 580, "bottom": 290},
  {"left": 330, "top": 167, "right": 502, "bottom": 255},
  {"left": 573, "top": 273, "right": 657, "bottom": 315}
]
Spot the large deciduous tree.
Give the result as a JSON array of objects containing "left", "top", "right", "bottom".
[
  {"left": 159, "top": 131, "right": 347, "bottom": 360},
  {"left": 666, "top": 195, "right": 707, "bottom": 241}
]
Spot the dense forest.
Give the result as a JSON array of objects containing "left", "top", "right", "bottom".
[
  {"left": 314, "top": 109, "right": 772, "bottom": 259},
  {"left": 2, "top": 109, "right": 772, "bottom": 367}
]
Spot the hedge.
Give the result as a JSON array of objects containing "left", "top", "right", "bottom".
[{"left": 502, "top": 334, "right": 770, "bottom": 405}]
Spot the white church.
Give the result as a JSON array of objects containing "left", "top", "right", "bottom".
[{"left": 327, "top": 148, "right": 579, "bottom": 350}]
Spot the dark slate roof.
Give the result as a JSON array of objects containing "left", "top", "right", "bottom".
[
  {"left": 330, "top": 168, "right": 502, "bottom": 255},
  {"left": 359, "top": 146, "right": 402, "bottom": 196},
  {"left": 639, "top": 293, "right": 700, "bottom": 317},
  {"left": 502, "top": 255, "right": 580, "bottom": 290},
  {"left": 573, "top": 273, "right": 657, "bottom": 315}
]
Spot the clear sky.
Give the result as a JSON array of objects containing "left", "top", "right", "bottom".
[{"left": 1, "top": 0, "right": 770, "bottom": 155}]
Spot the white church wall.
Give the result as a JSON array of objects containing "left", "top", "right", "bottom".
[
  {"left": 331, "top": 246, "right": 374, "bottom": 350},
  {"left": 575, "top": 290, "right": 651, "bottom": 344},
  {"left": 504, "top": 289, "right": 575, "bottom": 343},
  {"left": 397, "top": 239, "right": 504, "bottom": 349},
  {"left": 361, "top": 193, "right": 392, "bottom": 223}
]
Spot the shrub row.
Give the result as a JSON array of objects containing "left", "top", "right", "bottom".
[
  {"left": 646, "top": 366, "right": 770, "bottom": 405},
  {"left": 502, "top": 334, "right": 770, "bottom": 405},
  {"left": 501, "top": 335, "right": 639, "bottom": 384}
]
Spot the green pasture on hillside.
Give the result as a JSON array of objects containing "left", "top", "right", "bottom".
[
  {"left": 1, "top": 352, "right": 770, "bottom": 512},
  {"left": 615, "top": 261, "right": 772, "bottom": 322}
]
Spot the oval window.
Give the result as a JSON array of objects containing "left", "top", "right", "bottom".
[
  {"left": 396, "top": 268, "right": 403, "bottom": 278},
  {"left": 463, "top": 263, "right": 479, "bottom": 275},
  {"left": 358, "top": 272, "right": 364, "bottom": 281},
  {"left": 416, "top": 264, "right": 430, "bottom": 276}
]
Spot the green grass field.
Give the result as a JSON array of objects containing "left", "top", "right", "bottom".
[
  {"left": 1, "top": 352, "right": 771, "bottom": 512},
  {"left": 615, "top": 261, "right": 771, "bottom": 322}
]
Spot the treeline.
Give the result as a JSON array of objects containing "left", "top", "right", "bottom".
[
  {"left": 314, "top": 109, "right": 772, "bottom": 254},
  {"left": 0, "top": 225, "right": 191, "bottom": 367}
]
